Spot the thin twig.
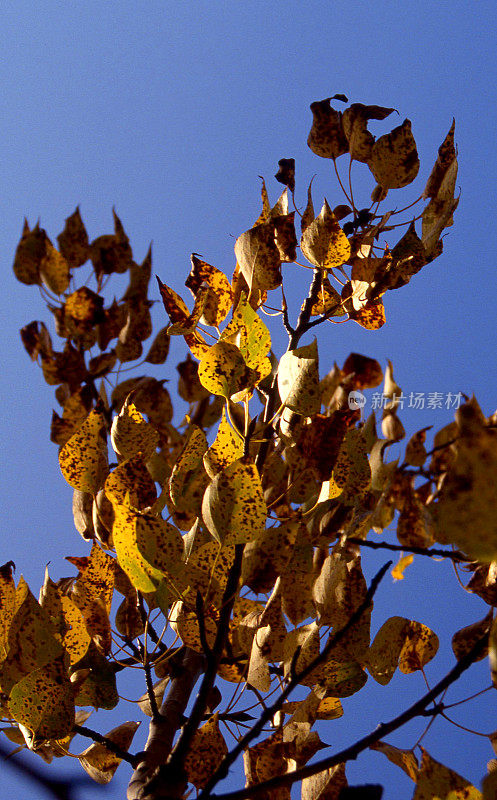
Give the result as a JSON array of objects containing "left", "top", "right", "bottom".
[
  {"left": 204, "top": 629, "right": 490, "bottom": 800},
  {"left": 198, "top": 561, "right": 391, "bottom": 798},
  {"left": 346, "top": 536, "right": 469, "bottom": 563},
  {"left": 74, "top": 724, "right": 138, "bottom": 766}
]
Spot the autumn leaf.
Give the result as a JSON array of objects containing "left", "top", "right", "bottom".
[
  {"left": 59, "top": 408, "right": 108, "bottom": 494},
  {"left": 234, "top": 222, "right": 282, "bottom": 293},
  {"left": 57, "top": 206, "right": 90, "bottom": 268},
  {"left": 368, "top": 119, "right": 419, "bottom": 188},
  {"left": 8, "top": 656, "right": 75, "bottom": 741},
  {"left": 278, "top": 339, "right": 321, "bottom": 416},
  {"left": 202, "top": 458, "right": 267, "bottom": 545},
  {"left": 183, "top": 714, "right": 228, "bottom": 789},
  {"left": 413, "top": 748, "right": 482, "bottom": 800},
  {"left": 79, "top": 721, "right": 140, "bottom": 784},
  {"left": 307, "top": 97, "right": 348, "bottom": 159},
  {"left": 301, "top": 200, "right": 351, "bottom": 269},
  {"left": 110, "top": 399, "right": 159, "bottom": 461}
]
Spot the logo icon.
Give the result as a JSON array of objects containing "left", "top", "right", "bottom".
[{"left": 348, "top": 390, "right": 366, "bottom": 410}]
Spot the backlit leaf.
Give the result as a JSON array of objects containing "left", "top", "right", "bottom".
[
  {"left": 105, "top": 453, "right": 157, "bottom": 509},
  {"left": 370, "top": 741, "right": 418, "bottom": 781},
  {"left": 198, "top": 340, "right": 256, "bottom": 399},
  {"left": 169, "top": 425, "right": 208, "bottom": 511},
  {"left": 79, "top": 721, "right": 140, "bottom": 784},
  {"left": 234, "top": 222, "right": 282, "bottom": 293},
  {"left": 391, "top": 554, "right": 414, "bottom": 581},
  {"left": 112, "top": 505, "right": 184, "bottom": 593},
  {"left": 0, "top": 561, "right": 16, "bottom": 663},
  {"left": 301, "top": 200, "right": 351, "bottom": 269},
  {"left": 398, "top": 620, "right": 439, "bottom": 674},
  {"left": 307, "top": 98, "right": 348, "bottom": 159},
  {"left": 110, "top": 399, "right": 159, "bottom": 461},
  {"left": 413, "top": 748, "right": 482, "bottom": 800},
  {"left": 183, "top": 714, "right": 228, "bottom": 790},
  {"left": 301, "top": 762, "right": 347, "bottom": 800},
  {"left": 186, "top": 254, "right": 233, "bottom": 327},
  {"left": 8, "top": 656, "right": 74, "bottom": 741},
  {"left": 424, "top": 119, "right": 457, "bottom": 200},
  {"left": 278, "top": 339, "right": 320, "bottom": 416},
  {"left": 452, "top": 612, "right": 491, "bottom": 662},
  {"left": 204, "top": 408, "right": 244, "bottom": 479},
  {"left": 59, "top": 408, "right": 108, "bottom": 494},
  {"left": 433, "top": 427, "right": 497, "bottom": 561},
  {"left": 202, "top": 458, "right": 267, "bottom": 545}
]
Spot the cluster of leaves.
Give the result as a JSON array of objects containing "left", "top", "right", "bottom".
[{"left": 6, "top": 96, "right": 497, "bottom": 799}]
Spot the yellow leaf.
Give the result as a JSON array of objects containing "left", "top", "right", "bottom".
[
  {"left": 413, "top": 747, "right": 482, "bottom": 800},
  {"left": 79, "top": 721, "right": 140, "bottom": 784},
  {"left": 105, "top": 453, "right": 157, "bottom": 509},
  {"left": 350, "top": 297, "right": 386, "bottom": 330},
  {"left": 301, "top": 762, "right": 347, "bottom": 800},
  {"left": 307, "top": 97, "right": 348, "bottom": 159},
  {"left": 68, "top": 543, "right": 115, "bottom": 655},
  {"left": 186, "top": 254, "right": 233, "bottom": 327},
  {"left": 204, "top": 408, "right": 244, "bottom": 479},
  {"left": 39, "top": 571, "right": 91, "bottom": 666},
  {"left": 8, "top": 656, "right": 74, "bottom": 741},
  {"left": 112, "top": 505, "right": 184, "bottom": 593},
  {"left": 110, "top": 399, "right": 159, "bottom": 461},
  {"left": 222, "top": 293, "right": 272, "bottom": 375},
  {"left": 234, "top": 222, "right": 282, "bottom": 292},
  {"left": 278, "top": 339, "right": 321, "bottom": 416},
  {"left": 391, "top": 554, "right": 414, "bottom": 581},
  {"left": 300, "top": 200, "right": 351, "bottom": 269},
  {"left": 452, "top": 612, "right": 491, "bottom": 663},
  {"left": 202, "top": 458, "right": 267, "bottom": 545},
  {"left": 331, "top": 428, "right": 371, "bottom": 501},
  {"left": 169, "top": 425, "right": 208, "bottom": 511},
  {"left": 198, "top": 340, "right": 256, "bottom": 399},
  {"left": 59, "top": 408, "right": 108, "bottom": 494},
  {"left": 370, "top": 740, "right": 419, "bottom": 781},
  {"left": 368, "top": 616, "right": 410, "bottom": 685},
  {"left": 183, "top": 714, "right": 228, "bottom": 790},
  {"left": 12, "top": 220, "right": 46, "bottom": 285},
  {"left": 144, "top": 327, "right": 170, "bottom": 364},
  {"left": 0, "top": 578, "right": 63, "bottom": 694},
  {"left": 368, "top": 119, "right": 419, "bottom": 189},
  {"left": 169, "top": 600, "right": 218, "bottom": 651},
  {"left": 398, "top": 621, "right": 439, "bottom": 674}
]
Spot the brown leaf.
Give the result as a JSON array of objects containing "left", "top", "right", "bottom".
[
  {"left": 12, "top": 221, "right": 48, "bottom": 285},
  {"left": 342, "top": 353, "right": 383, "bottom": 390},
  {"left": 275, "top": 158, "right": 295, "bottom": 192},
  {"left": 342, "top": 104, "right": 394, "bottom": 163},
  {"left": 424, "top": 119, "right": 457, "bottom": 199},
  {"left": 57, "top": 207, "right": 90, "bottom": 268},
  {"left": 307, "top": 98, "right": 348, "bottom": 159},
  {"left": 368, "top": 120, "right": 419, "bottom": 188}
]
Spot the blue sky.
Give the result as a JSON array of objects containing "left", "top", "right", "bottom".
[{"left": 1, "top": 2, "right": 497, "bottom": 798}]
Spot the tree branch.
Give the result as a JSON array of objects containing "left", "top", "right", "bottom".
[
  {"left": 74, "top": 724, "right": 137, "bottom": 766},
  {"left": 346, "top": 537, "right": 469, "bottom": 563},
  {"left": 198, "top": 561, "right": 391, "bottom": 798},
  {"left": 126, "top": 647, "right": 204, "bottom": 800},
  {"left": 205, "top": 630, "right": 490, "bottom": 800}
]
